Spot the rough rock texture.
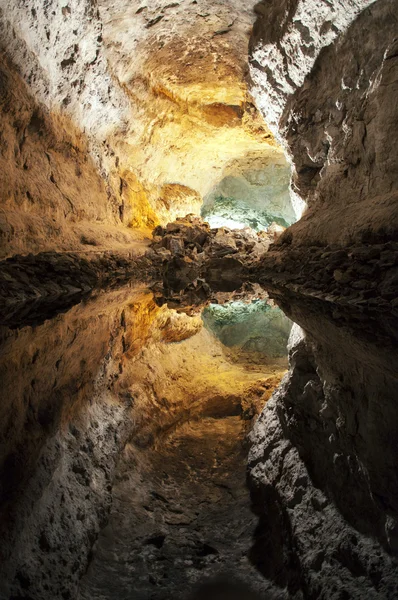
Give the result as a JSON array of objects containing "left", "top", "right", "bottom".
[
  {"left": 0, "top": 288, "right": 143, "bottom": 600},
  {"left": 249, "top": 0, "right": 373, "bottom": 136},
  {"left": 250, "top": 0, "right": 398, "bottom": 246},
  {"left": 202, "top": 154, "right": 295, "bottom": 230},
  {"left": 202, "top": 300, "right": 291, "bottom": 365},
  {"left": 251, "top": 240, "right": 398, "bottom": 317},
  {"left": 0, "top": 0, "right": 289, "bottom": 250},
  {"left": 147, "top": 215, "right": 282, "bottom": 308},
  {"left": 77, "top": 317, "right": 286, "bottom": 599},
  {"left": 0, "top": 249, "right": 157, "bottom": 328},
  {"left": 0, "top": 52, "right": 140, "bottom": 258},
  {"left": 248, "top": 300, "right": 398, "bottom": 599},
  {"left": 1, "top": 2, "right": 398, "bottom": 599},
  {"left": 79, "top": 417, "right": 279, "bottom": 600}
]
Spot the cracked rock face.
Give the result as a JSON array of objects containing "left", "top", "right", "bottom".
[{"left": 0, "top": 52, "right": 140, "bottom": 259}]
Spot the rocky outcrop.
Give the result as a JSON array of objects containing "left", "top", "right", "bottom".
[
  {"left": 250, "top": 0, "right": 398, "bottom": 246},
  {"left": 0, "top": 53, "right": 140, "bottom": 258},
  {"left": 251, "top": 240, "right": 398, "bottom": 317},
  {"left": 249, "top": 0, "right": 372, "bottom": 136},
  {"left": 0, "top": 249, "right": 157, "bottom": 328},
  {"left": 202, "top": 299, "right": 291, "bottom": 367},
  {"left": 0, "top": 288, "right": 140, "bottom": 600},
  {"left": 249, "top": 305, "right": 398, "bottom": 598},
  {"left": 202, "top": 153, "right": 295, "bottom": 230},
  {"left": 79, "top": 416, "right": 277, "bottom": 600},
  {"left": 147, "top": 215, "right": 282, "bottom": 308},
  {"left": 1, "top": 1, "right": 398, "bottom": 599}
]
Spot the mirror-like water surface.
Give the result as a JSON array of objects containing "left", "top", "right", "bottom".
[{"left": 0, "top": 285, "right": 290, "bottom": 600}]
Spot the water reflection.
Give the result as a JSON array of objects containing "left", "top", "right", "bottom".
[
  {"left": 0, "top": 284, "right": 288, "bottom": 600},
  {"left": 202, "top": 300, "right": 292, "bottom": 366},
  {"left": 3, "top": 278, "right": 397, "bottom": 599}
]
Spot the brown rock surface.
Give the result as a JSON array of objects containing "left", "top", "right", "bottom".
[{"left": 0, "top": 53, "right": 141, "bottom": 258}]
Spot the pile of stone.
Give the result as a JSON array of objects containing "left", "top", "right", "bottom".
[
  {"left": 146, "top": 215, "right": 273, "bottom": 307},
  {"left": 254, "top": 240, "right": 398, "bottom": 316}
]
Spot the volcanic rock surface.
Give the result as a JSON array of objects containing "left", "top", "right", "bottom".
[{"left": 0, "top": 0, "right": 398, "bottom": 599}]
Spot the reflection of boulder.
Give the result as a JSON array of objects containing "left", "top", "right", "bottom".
[
  {"left": 206, "top": 257, "right": 246, "bottom": 292},
  {"left": 148, "top": 216, "right": 272, "bottom": 307}
]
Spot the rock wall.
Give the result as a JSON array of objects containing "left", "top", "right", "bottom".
[
  {"left": 250, "top": 0, "right": 398, "bottom": 246},
  {"left": 247, "top": 1, "right": 398, "bottom": 597},
  {"left": 202, "top": 154, "right": 295, "bottom": 230},
  {"left": 202, "top": 300, "right": 291, "bottom": 365},
  {"left": 0, "top": 53, "right": 139, "bottom": 258},
  {"left": 0, "top": 288, "right": 139, "bottom": 599}
]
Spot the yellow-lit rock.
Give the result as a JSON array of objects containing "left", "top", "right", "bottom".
[
  {"left": 97, "top": 0, "right": 289, "bottom": 226},
  {"left": 1, "top": 0, "right": 290, "bottom": 254}
]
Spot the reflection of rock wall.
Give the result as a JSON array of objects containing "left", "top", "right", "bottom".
[
  {"left": 246, "top": 279, "right": 397, "bottom": 600},
  {"left": 0, "top": 285, "right": 281, "bottom": 599},
  {"left": 0, "top": 289, "right": 138, "bottom": 599},
  {"left": 249, "top": 304, "right": 398, "bottom": 598},
  {"left": 202, "top": 300, "right": 292, "bottom": 362}
]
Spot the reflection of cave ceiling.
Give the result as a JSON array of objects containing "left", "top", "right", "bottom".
[{"left": 202, "top": 300, "right": 292, "bottom": 361}]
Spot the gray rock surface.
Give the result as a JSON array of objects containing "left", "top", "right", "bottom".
[
  {"left": 78, "top": 416, "right": 281, "bottom": 600},
  {"left": 250, "top": 0, "right": 398, "bottom": 246},
  {"left": 248, "top": 292, "right": 398, "bottom": 598}
]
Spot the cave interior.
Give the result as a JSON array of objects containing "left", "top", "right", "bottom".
[{"left": 0, "top": 1, "right": 398, "bottom": 599}]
